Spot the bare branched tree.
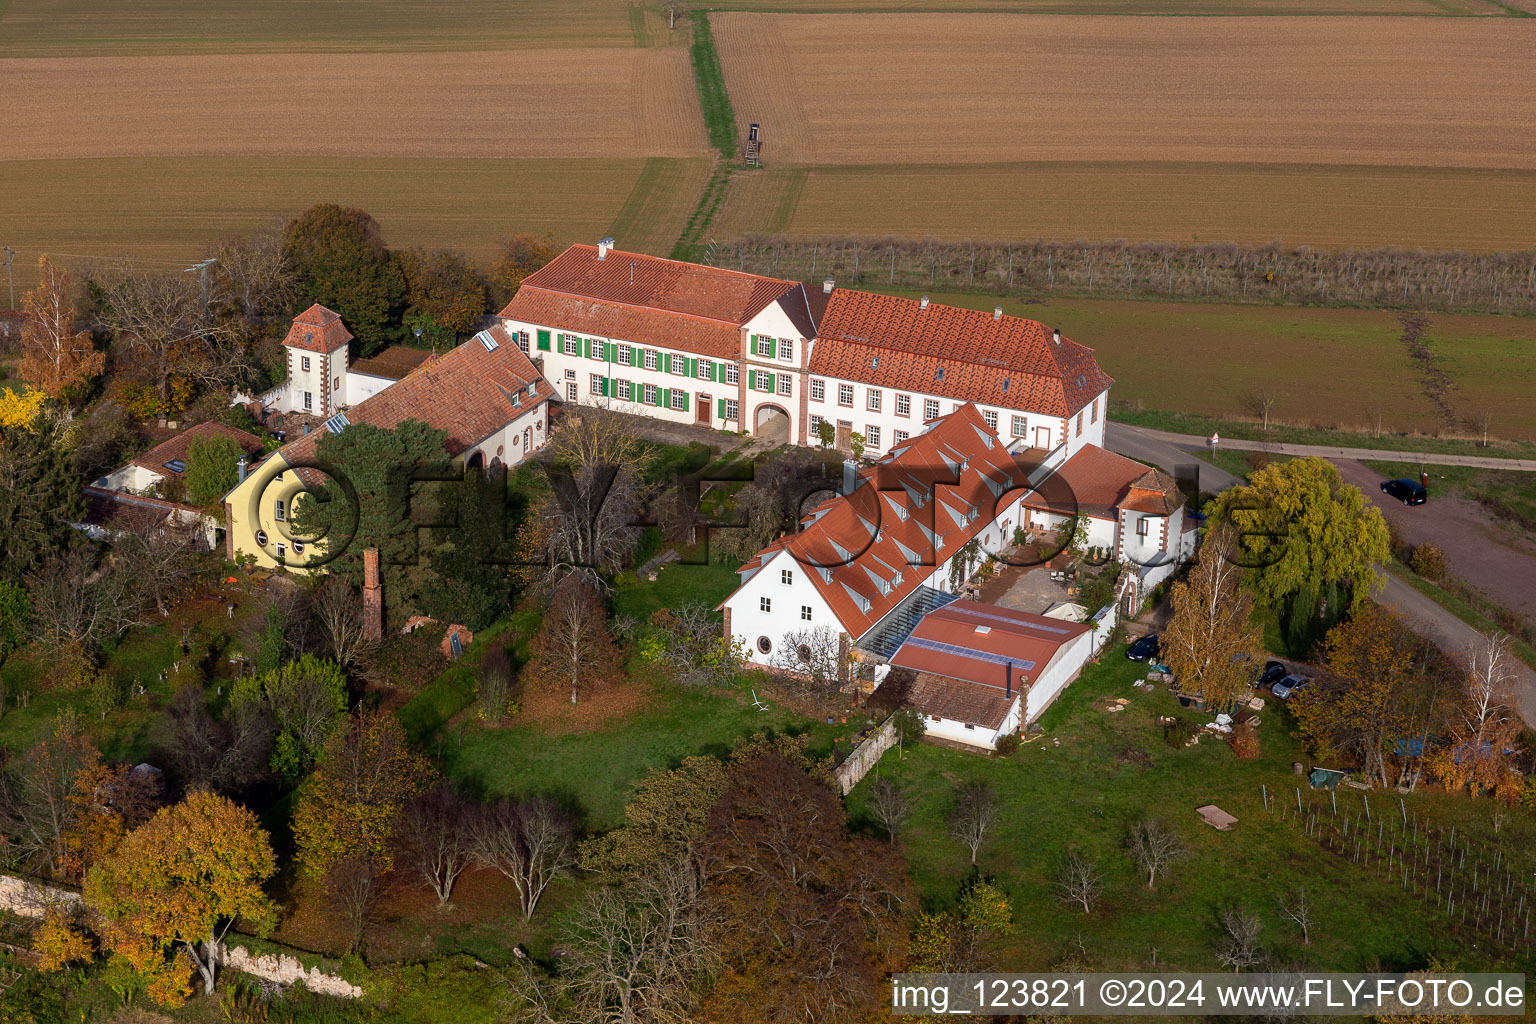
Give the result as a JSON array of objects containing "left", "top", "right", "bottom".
[
  {"left": 399, "top": 785, "right": 476, "bottom": 908},
  {"left": 530, "top": 576, "right": 615, "bottom": 705},
  {"left": 1278, "top": 889, "right": 1314, "bottom": 946},
  {"left": 1128, "top": 818, "right": 1186, "bottom": 891},
  {"left": 312, "top": 575, "right": 378, "bottom": 673},
  {"left": 770, "top": 624, "right": 846, "bottom": 691},
  {"left": 1240, "top": 388, "right": 1277, "bottom": 431},
  {"left": 556, "top": 857, "right": 717, "bottom": 1024},
  {"left": 948, "top": 781, "right": 997, "bottom": 867},
  {"left": 116, "top": 517, "right": 199, "bottom": 618},
  {"left": 866, "top": 777, "right": 910, "bottom": 844},
  {"left": 208, "top": 227, "right": 296, "bottom": 332},
  {"left": 1215, "top": 904, "right": 1265, "bottom": 972},
  {"left": 326, "top": 853, "right": 386, "bottom": 954},
  {"left": 473, "top": 796, "right": 576, "bottom": 921},
  {"left": 25, "top": 548, "right": 140, "bottom": 655},
  {"left": 1055, "top": 850, "right": 1102, "bottom": 915},
  {"left": 90, "top": 268, "right": 243, "bottom": 400},
  {"left": 534, "top": 409, "right": 654, "bottom": 581}
]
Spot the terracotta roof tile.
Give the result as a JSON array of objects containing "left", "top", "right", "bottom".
[
  {"left": 498, "top": 245, "right": 807, "bottom": 360},
  {"left": 282, "top": 303, "right": 354, "bottom": 354},
  {"left": 273, "top": 326, "right": 548, "bottom": 478},
  {"left": 809, "top": 290, "right": 1113, "bottom": 417},
  {"left": 130, "top": 421, "right": 264, "bottom": 476},
  {"left": 349, "top": 345, "right": 434, "bottom": 381},
  {"left": 905, "top": 672, "right": 1016, "bottom": 731},
  {"left": 1024, "top": 445, "right": 1168, "bottom": 519},
  {"left": 891, "top": 601, "right": 1090, "bottom": 695},
  {"left": 1120, "top": 468, "right": 1186, "bottom": 515},
  {"left": 736, "top": 404, "right": 1034, "bottom": 640}
]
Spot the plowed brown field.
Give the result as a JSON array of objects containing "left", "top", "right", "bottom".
[
  {"left": 712, "top": 14, "right": 1536, "bottom": 168},
  {"left": 0, "top": 49, "right": 708, "bottom": 160}
]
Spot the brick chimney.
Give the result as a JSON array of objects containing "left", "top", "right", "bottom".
[{"left": 362, "top": 547, "right": 383, "bottom": 641}]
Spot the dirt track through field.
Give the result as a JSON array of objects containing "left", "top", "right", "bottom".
[
  {"left": 0, "top": 49, "right": 708, "bottom": 159},
  {"left": 713, "top": 14, "right": 1536, "bottom": 167}
]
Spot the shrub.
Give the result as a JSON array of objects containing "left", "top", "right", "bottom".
[
  {"left": 1244, "top": 450, "right": 1271, "bottom": 473},
  {"left": 1410, "top": 542, "right": 1448, "bottom": 582},
  {"left": 994, "top": 733, "right": 1021, "bottom": 757},
  {"left": 1164, "top": 718, "right": 1199, "bottom": 748},
  {"left": 1228, "top": 721, "right": 1260, "bottom": 759}
]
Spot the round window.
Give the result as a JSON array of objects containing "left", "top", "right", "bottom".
[
  {"left": 255, "top": 529, "right": 268, "bottom": 547},
  {"left": 292, "top": 540, "right": 305, "bottom": 555},
  {"left": 496, "top": 445, "right": 505, "bottom": 457},
  {"left": 797, "top": 643, "right": 811, "bottom": 662},
  {"left": 757, "top": 636, "right": 772, "bottom": 655}
]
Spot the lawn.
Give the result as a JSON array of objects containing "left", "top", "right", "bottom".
[
  {"left": 849, "top": 646, "right": 1536, "bottom": 974},
  {"left": 440, "top": 676, "right": 847, "bottom": 831}
]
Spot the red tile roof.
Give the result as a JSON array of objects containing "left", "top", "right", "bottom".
[
  {"left": 82, "top": 486, "right": 207, "bottom": 534},
  {"left": 282, "top": 303, "right": 354, "bottom": 354},
  {"left": 273, "top": 324, "right": 548, "bottom": 477},
  {"left": 498, "top": 244, "right": 807, "bottom": 360},
  {"left": 738, "top": 404, "right": 1033, "bottom": 641},
  {"left": 350, "top": 345, "right": 434, "bottom": 381},
  {"left": 130, "top": 421, "right": 265, "bottom": 476},
  {"left": 1024, "top": 445, "right": 1173, "bottom": 520},
  {"left": 905, "top": 672, "right": 1016, "bottom": 731},
  {"left": 1120, "top": 468, "right": 1186, "bottom": 515},
  {"left": 809, "top": 290, "right": 1113, "bottom": 417},
  {"left": 891, "top": 601, "right": 1091, "bottom": 698}
]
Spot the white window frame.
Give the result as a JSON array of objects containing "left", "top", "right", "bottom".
[
  {"left": 617, "top": 379, "right": 632, "bottom": 401},
  {"left": 778, "top": 338, "right": 792, "bottom": 361},
  {"left": 566, "top": 382, "right": 578, "bottom": 401},
  {"left": 866, "top": 425, "right": 881, "bottom": 448},
  {"left": 644, "top": 383, "right": 658, "bottom": 405},
  {"left": 590, "top": 374, "right": 603, "bottom": 395},
  {"left": 755, "top": 373, "right": 773, "bottom": 394},
  {"left": 618, "top": 345, "right": 632, "bottom": 366},
  {"left": 984, "top": 410, "right": 999, "bottom": 430},
  {"left": 671, "top": 355, "right": 687, "bottom": 377},
  {"left": 1137, "top": 517, "right": 1150, "bottom": 537},
  {"left": 809, "top": 413, "right": 825, "bottom": 436},
  {"left": 516, "top": 330, "right": 530, "bottom": 353},
  {"left": 563, "top": 335, "right": 580, "bottom": 356},
  {"left": 274, "top": 499, "right": 286, "bottom": 522},
  {"left": 1011, "top": 415, "right": 1027, "bottom": 437},
  {"left": 726, "top": 363, "right": 739, "bottom": 385},
  {"left": 724, "top": 398, "right": 739, "bottom": 421},
  {"left": 896, "top": 393, "right": 911, "bottom": 417},
  {"left": 894, "top": 429, "right": 909, "bottom": 444},
  {"left": 924, "top": 398, "right": 939, "bottom": 421},
  {"left": 301, "top": 356, "right": 310, "bottom": 372},
  {"left": 838, "top": 383, "right": 854, "bottom": 407},
  {"left": 697, "top": 359, "right": 712, "bottom": 381},
  {"left": 670, "top": 389, "right": 685, "bottom": 411},
  {"left": 867, "top": 389, "right": 882, "bottom": 412},
  {"left": 781, "top": 569, "right": 793, "bottom": 585},
  {"left": 644, "top": 349, "right": 658, "bottom": 371},
  {"left": 302, "top": 391, "right": 312, "bottom": 411},
  {"left": 811, "top": 378, "right": 825, "bottom": 402},
  {"left": 801, "top": 605, "right": 812, "bottom": 621},
  {"left": 777, "top": 375, "right": 792, "bottom": 397},
  {"left": 760, "top": 596, "right": 771, "bottom": 613}
]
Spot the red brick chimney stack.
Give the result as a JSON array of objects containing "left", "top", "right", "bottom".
[{"left": 362, "top": 547, "right": 383, "bottom": 641}]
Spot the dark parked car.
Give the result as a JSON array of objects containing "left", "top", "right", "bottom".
[
  {"left": 1256, "top": 660, "right": 1288, "bottom": 689},
  {"left": 1272, "top": 675, "right": 1312, "bottom": 700},
  {"left": 1381, "top": 478, "right": 1427, "bottom": 505},
  {"left": 1126, "top": 634, "right": 1160, "bottom": 662}
]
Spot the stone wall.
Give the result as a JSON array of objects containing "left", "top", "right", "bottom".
[
  {"left": 0, "top": 872, "right": 360, "bottom": 999},
  {"left": 833, "top": 714, "right": 898, "bottom": 796}
]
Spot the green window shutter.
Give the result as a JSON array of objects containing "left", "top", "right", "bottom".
[
  {"left": 600, "top": 378, "right": 609, "bottom": 397},
  {"left": 763, "top": 372, "right": 775, "bottom": 392},
  {"left": 664, "top": 353, "right": 672, "bottom": 373},
  {"left": 717, "top": 397, "right": 726, "bottom": 419},
  {"left": 660, "top": 388, "right": 670, "bottom": 408},
  {"left": 580, "top": 337, "right": 589, "bottom": 359},
  {"left": 680, "top": 391, "right": 690, "bottom": 411},
  {"left": 631, "top": 346, "right": 640, "bottom": 366},
  {"left": 748, "top": 369, "right": 756, "bottom": 390},
  {"left": 686, "top": 357, "right": 696, "bottom": 377},
  {"left": 537, "top": 330, "right": 550, "bottom": 351}
]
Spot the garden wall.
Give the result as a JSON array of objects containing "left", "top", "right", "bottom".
[{"left": 833, "top": 713, "right": 898, "bottom": 795}]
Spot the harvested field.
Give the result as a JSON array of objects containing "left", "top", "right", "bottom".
[
  {"left": 0, "top": 0, "right": 649, "bottom": 56},
  {"left": 712, "top": 14, "right": 1536, "bottom": 167},
  {"left": 0, "top": 156, "right": 696, "bottom": 266},
  {"left": 710, "top": 162, "right": 1536, "bottom": 251},
  {"left": 862, "top": 291, "right": 1536, "bottom": 439},
  {"left": 0, "top": 50, "right": 708, "bottom": 160}
]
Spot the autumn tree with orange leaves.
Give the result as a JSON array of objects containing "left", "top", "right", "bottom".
[
  {"left": 1430, "top": 632, "right": 1524, "bottom": 801},
  {"left": 17, "top": 256, "right": 102, "bottom": 400},
  {"left": 85, "top": 790, "right": 277, "bottom": 1005}
]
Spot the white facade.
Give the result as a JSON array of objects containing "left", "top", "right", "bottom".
[
  {"left": 805, "top": 384, "right": 1109, "bottom": 461},
  {"left": 345, "top": 372, "right": 398, "bottom": 407},
  {"left": 725, "top": 550, "right": 841, "bottom": 665},
  {"left": 281, "top": 340, "right": 348, "bottom": 418},
  {"left": 460, "top": 401, "right": 548, "bottom": 470}
]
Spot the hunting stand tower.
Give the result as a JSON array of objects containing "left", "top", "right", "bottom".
[{"left": 744, "top": 123, "right": 761, "bottom": 167}]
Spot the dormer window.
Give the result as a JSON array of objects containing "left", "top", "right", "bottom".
[{"left": 936, "top": 366, "right": 946, "bottom": 381}]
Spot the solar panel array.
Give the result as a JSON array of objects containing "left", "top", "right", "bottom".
[
  {"left": 937, "top": 603, "right": 1077, "bottom": 637},
  {"left": 901, "top": 636, "right": 1037, "bottom": 677}
]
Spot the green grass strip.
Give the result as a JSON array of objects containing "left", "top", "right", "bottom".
[
  {"left": 688, "top": 12, "right": 739, "bottom": 160},
  {"left": 1384, "top": 561, "right": 1536, "bottom": 672}
]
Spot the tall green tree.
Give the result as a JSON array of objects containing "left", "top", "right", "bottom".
[
  {"left": 288, "top": 419, "right": 448, "bottom": 620},
  {"left": 282, "top": 204, "right": 406, "bottom": 356},
  {"left": 397, "top": 247, "right": 489, "bottom": 342},
  {"left": 1203, "top": 457, "right": 1388, "bottom": 633},
  {"left": 0, "top": 408, "right": 82, "bottom": 585},
  {"left": 231, "top": 654, "right": 348, "bottom": 781},
  {"left": 183, "top": 434, "right": 244, "bottom": 508}
]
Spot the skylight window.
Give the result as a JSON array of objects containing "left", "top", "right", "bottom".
[
  {"left": 323, "top": 412, "right": 350, "bottom": 435},
  {"left": 479, "top": 330, "right": 500, "bottom": 352},
  {"left": 936, "top": 366, "right": 946, "bottom": 381},
  {"left": 163, "top": 459, "right": 186, "bottom": 473}
]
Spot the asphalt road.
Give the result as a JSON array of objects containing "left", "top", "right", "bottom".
[
  {"left": 1122, "top": 424, "right": 1536, "bottom": 472},
  {"left": 1106, "top": 422, "right": 1536, "bottom": 724}
]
